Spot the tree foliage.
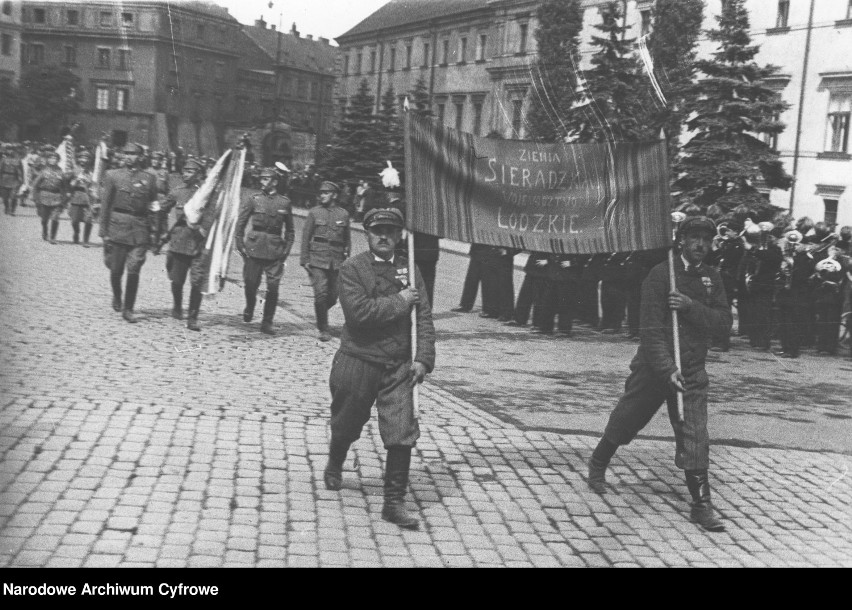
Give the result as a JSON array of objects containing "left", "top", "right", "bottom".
[
  {"left": 378, "top": 85, "right": 404, "bottom": 176},
  {"left": 675, "top": 0, "right": 791, "bottom": 217},
  {"left": 526, "top": 0, "right": 584, "bottom": 142},
  {"left": 408, "top": 75, "right": 432, "bottom": 118},
  {"left": 16, "top": 66, "right": 83, "bottom": 139}
]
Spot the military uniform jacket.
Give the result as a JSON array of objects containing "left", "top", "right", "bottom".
[
  {"left": 338, "top": 251, "right": 436, "bottom": 372},
  {"left": 67, "top": 170, "right": 94, "bottom": 207},
  {"left": 168, "top": 184, "right": 215, "bottom": 257},
  {"left": 0, "top": 157, "right": 23, "bottom": 189},
  {"left": 633, "top": 258, "right": 732, "bottom": 382},
  {"left": 32, "top": 167, "right": 67, "bottom": 207},
  {"left": 300, "top": 204, "right": 350, "bottom": 269},
  {"left": 99, "top": 167, "right": 159, "bottom": 246},
  {"left": 235, "top": 191, "right": 295, "bottom": 261}
]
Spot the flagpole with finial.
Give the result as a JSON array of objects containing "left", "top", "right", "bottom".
[{"left": 669, "top": 211, "right": 686, "bottom": 423}]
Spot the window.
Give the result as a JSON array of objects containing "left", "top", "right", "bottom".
[
  {"left": 197, "top": 24, "right": 205, "bottom": 39},
  {"left": 458, "top": 37, "right": 467, "bottom": 64},
  {"left": 343, "top": 55, "right": 349, "bottom": 76},
  {"left": 116, "top": 88, "right": 129, "bottom": 111},
  {"left": 96, "top": 87, "right": 110, "bottom": 110},
  {"left": 2, "top": 2, "right": 10, "bottom": 16},
  {"left": 67, "top": 10, "right": 79, "bottom": 26},
  {"left": 33, "top": 8, "right": 45, "bottom": 24},
  {"left": 194, "top": 58, "right": 203, "bottom": 77},
  {"left": 389, "top": 48, "right": 396, "bottom": 72},
  {"left": 214, "top": 61, "right": 224, "bottom": 81},
  {"left": 310, "top": 81, "right": 318, "bottom": 101},
  {"left": 437, "top": 102, "right": 445, "bottom": 124},
  {"left": 455, "top": 101, "right": 464, "bottom": 131},
  {"left": 826, "top": 93, "right": 851, "bottom": 153},
  {"left": 370, "top": 49, "right": 376, "bottom": 73},
  {"left": 518, "top": 23, "right": 528, "bottom": 54},
  {"left": 422, "top": 42, "right": 430, "bottom": 67},
  {"left": 824, "top": 200, "right": 839, "bottom": 226},
  {"left": 476, "top": 34, "right": 487, "bottom": 61},
  {"left": 169, "top": 54, "right": 180, "bottom": 74},
  {"left": 100, "top": 12, "right": 112, "bottom": 27},
  {"left": 405, "top": 45, "right": 412, "bottom": 69},
  {"left": 64, "top": 45, "right": 76, "bottom": 66},
  {"left": 473, "top": 100, "right": 483, "bottom": 135},
  {"left": 640, "top": 9, "right": 652, "bottom": 36},
  {"left": 20, "top": 42, "right": 25, "bottom": 62},
  {"left": 121, "top": 12, "right": 134, "bottom": 26},
  {"left": 761, "top": 113, "right": 780, "bottom": 150},
  {"left": 848, "top": 0, "right": 852, "bottom": 19},
  {"left": 30, "top": 43, "right": 44, "bottom": 65},
  {"left": 441, "top": 39, "right": 449, "bottom": 65},
  {"left": 776, "top": 1, "right": 790, "bottom": 28},
  {"left": 98, "top": 48, "right": 111, "bottom": 69},
  {"left": 297, "top": 79, "right": 307, "bottom": 99},
  {"left": 512, "top": 99, "right": 524, "bottom": 137},
  {"left": 117, "top": 49, "right": 130, "bottom": 70},
  {"left": 172, "top": 18, "right": 181, "bottom": 36},
  {"left": 1, "top": 34, "right": 10, "bottom": 57},
  {"left": 355, "top": 52, "right": 362, "bottom": 75}
]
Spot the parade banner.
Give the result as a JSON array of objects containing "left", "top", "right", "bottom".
[{"left": 404, "top": 112, "right": 673, "bottom": 254}]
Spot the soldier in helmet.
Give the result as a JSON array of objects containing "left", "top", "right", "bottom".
[
  {"left": 586, "top": 217, "right": 732, "bottom": 533},
  {"left": 300, "top": 180, "right": 350, "bottom": 341},
  {"left": 32, "top": 150, "right": 69, "bottom": 244},
  {"left": 99, "top": 142, "right": 160, "bottom": 323},
  {"left": 67, "top": 150, "right": 96, "bottom": 246},
  {"left": 234, "top": 167, "right": 295, "bottom": 334},
  {"left": 161, "top": 158, "right": 213, "bottom": 331}
]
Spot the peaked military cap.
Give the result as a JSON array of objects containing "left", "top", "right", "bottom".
[
  {"left": 258, "top": 167, "right": 277, "bottom": 178},
  {"left": 677, "top": 216, "right": 716, "bottom": 238},
  {"left": 122, "top": 142, "right": 144, "bottom": 154},
  {"left": 319, "top": 181, "right": 339, "bottom": 193},
  {"left": 363, "top": 207, "right": 404, "bottom": 230}
]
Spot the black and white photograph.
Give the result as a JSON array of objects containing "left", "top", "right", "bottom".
[{"left": 0, "top": 0, "right": 851, "bottom": 572}]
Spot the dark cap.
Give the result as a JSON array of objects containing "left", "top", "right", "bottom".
[
  {"left": 319, "top": 181, "right": 339, "bottom": 193},
  {"left": 258, "top": 167, "right": 277, "bottom": 178},
  {"left": 677, "top": 216, "right": 716, "bottom": 238},
  {"left": 183, "top": 159, "right": 204, "bottom": 172},
  {"left": 122, "top": 143, "right": 144, "bottom": 154},
  {"left": 363, "top": 207, "right": 404, "bottom": 230}
]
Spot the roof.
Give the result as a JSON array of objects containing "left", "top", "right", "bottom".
[
  {"left": 243, "top": 25, "right": 339, "bottom": 75},
  {"left": 173, "top": 1, "right": 239, "bottom": 23},
  {"left": 337, "top": 0, "right": 491, "bottom": 40}
]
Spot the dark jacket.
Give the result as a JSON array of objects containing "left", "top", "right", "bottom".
[
  {"left": 235, "top": 190, "right": 295, "bottom": 261},
  {"left": 300, "top": 203, "right": 351, "bottom": 269},
  {"left": 338, "top": 251, "right": 436, "bottom": 372},
  {"left": 99, "top": 167, "right": 158, "bottom": 246},
  {"left": 633, "top": 257, "right": 732, "bottom": 381}
]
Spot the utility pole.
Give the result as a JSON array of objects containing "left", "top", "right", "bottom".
[
  {"left": 789, "top": 0, "right": 816, "bottom": 213},
  {"left": 271, "top": 1, "right": 283, "bottom": 120}
]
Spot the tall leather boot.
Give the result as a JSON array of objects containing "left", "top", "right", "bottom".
[
  {"left": 315, "top": 301, "right": 330, "bottom": 342},
  {"left": 171, "top": 282, "right": 184, "bottom": 319},
  {"left": 9, "top": 196, "right": 17, "bottom": 215},
  {"left": 323, "top": 437, "right": 351, "bottom": 491},
  {"left": 41, "top": 220, "right": 49, "bottom": 241},
  {"left": 587, "top": 437, "right": 617, "bottom": 494},
  {"left": 110, "top": 272, "right": 123, "bottom": 312},
  {"left": 72, "top": 223, "right": 80, "bottom": 244},
  {"left": 186, "top": 286, "right": 203, "bottom": 331},
  {"left": 122, "top": 274, "right": 140, "bottom": 323},
  {"left": 49, "top": 220, "right": 59, "bottom": 244},
  {"left": 382, "top": 446, "right": 419, "bottom": 530},
  {"left": 83, "top": 223, "right": 92, "bottom": 247},
  {"left": 260, "top": 287, "right": 278, "bottom": 335},
  {"left": 685, "top": 469, "right": 725, "bottom": 532},
  {"left": 243, "top": 284, "right": 257, "bottom": 322}
]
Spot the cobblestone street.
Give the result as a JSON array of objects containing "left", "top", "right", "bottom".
[{"left": 1, "top": 207, "right": 851, "bottom": 568}]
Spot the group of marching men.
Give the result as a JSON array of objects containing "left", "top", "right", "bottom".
[{"left": 448, "top": 210, "right": 852, "bottom": 360}]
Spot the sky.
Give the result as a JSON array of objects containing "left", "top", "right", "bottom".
[{"left": 210, "top": 0, "right": 390, "bottom": 43}]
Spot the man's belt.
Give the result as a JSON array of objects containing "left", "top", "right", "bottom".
[
  {"left": 312, "top": 237, "right": 345, "bottom": 247},
  {"left": 113, "top": 208, "right": 147, "bottom": 218},
  {"left": 252, "top": 226, "right": 281, "bottom": 235},
  {"left": 39, "top": 188, "right": 61, "bottom": 194}
]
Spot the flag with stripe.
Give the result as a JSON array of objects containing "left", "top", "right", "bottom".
[{"left": 403, "top": 112, "right": 672, "bottom": 254}]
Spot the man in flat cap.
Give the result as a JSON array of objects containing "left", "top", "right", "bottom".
[
  {"left": 234, "top": 167, "right": 294, "bottom": 334},
  {"left": 587, "top": 216, "right": 732, "bottom": 532},
  {"left": 300, "top": 180, "right": 350, "bottom": 341},
  {"left": 32, "top": 149, "right": 68, "bottom": 244},
  {"left": 67, "top": 150, "right": 96, "bottom": 246},
  {"left": 99, "top": 143, "right": 160, "bottom": 322},
  {"left": 323, "top": 207, "right": 435, "bottom": 530}
]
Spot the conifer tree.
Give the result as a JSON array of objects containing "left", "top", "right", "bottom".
[
  {"left": 378, "top": 85, "right": 404, "bottom": 175},
  {"left": 675, "top": 0, "right": 791, "bottom": 215},
  {"left": 527, "top": 0, "right": 584, "bottom": 142},
  {"left": 408, "top": 75, "right": 432, "bottom": 118},
  {"left": 647, "top": 0, "right": 704, "bottom": 159},
  {"left": 317, "top": 79, "right": 384, "bottom": 183},
  {"left": 573, "top": 1, "right": 655, "bottom": 143}
]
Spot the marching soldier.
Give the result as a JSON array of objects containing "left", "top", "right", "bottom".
[
  {"left": 739, "top": 225, "right": 782, "bottom": 350},
  {"left": 300, "top": 181, "right": 350, "bottom": 342},
  {"left": 67, "top": 151, "right": 96, "bottom": 247},
  {"left": 599, "top": 252, "right": 630, "bottom": 334},
  {"left": 323, "top": 207, "right": 436, "bottom": 530},
  {"left": 586, "top": 217, "right": 732, "bottom": 532},
  {"left": 162, "top": 159, "right": 213, "bottom": 331},
  {"left": 234, "top": 167, "right": 295, "bottom": 335},
  {"left": 32, "top": 150, "right": 68, "bottom": 244},
  {"left": 0, "top": 145, "right": 23, "bottom": 216},
  {"left": 776, "top": 231, "right": 813, "bottom": 358},
  {"left": 99, "top": 142, "right": 160, "bottom": 323},
  {"left": 506, "top": 251, "right": 548, "bottom": 327}
]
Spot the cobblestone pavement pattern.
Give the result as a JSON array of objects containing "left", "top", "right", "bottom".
[{"left": 1, "top": 206, "right": 851, "bottom": 568}]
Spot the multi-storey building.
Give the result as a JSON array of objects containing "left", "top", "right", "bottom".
[
  {"left": 0, "top": 0, "right": 21, "bottom": 90},
  {"left": 336, "top": 0, "right": 852, "bottom": 226},
  {"left": 19, "top": 0, "right": 242, "bottom": 154}
]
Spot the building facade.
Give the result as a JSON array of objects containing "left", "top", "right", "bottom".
[
  {"left": 19, "top": 0, "right": 242, "bottom": 154},
  {"left": 0, "top": 0, "right": 21, "bottom": 89},
  {"left": 335, "top": 0, "right": 852, "bottom": 227}
]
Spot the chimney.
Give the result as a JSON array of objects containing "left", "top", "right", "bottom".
[
  {"left": 291, "top": 22, "right": 299, "bottom": 37},
  {"left": 306, "top": 34, "right": 313, "bottom": 40},
  {"left": 319, "top": 37, "right": 329, "bottom": 45},
  {"left": 271, "top": 24, "right": 276, "bottom": 31},
  {"left": 254, "top": 17, "right": 266, "bottom": 28}
]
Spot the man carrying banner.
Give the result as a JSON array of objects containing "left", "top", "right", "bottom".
[
  {"left": 586, "top": 216, "right": 732, "bottom": 533},
  {"left": 162, "top": 159, "right": 213, "bottom": 331},
  {"left": 300, "top": 181, "right": 350, "bottom": 342},
  {"left": 99, "top": 143, "right": 160, "bottom": 323},
  {"left": 323, "top": 207, "right": 435, "bottom": 530},
  {"left": 234, "top": 167, "right": 294, "bottom": 335}
]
